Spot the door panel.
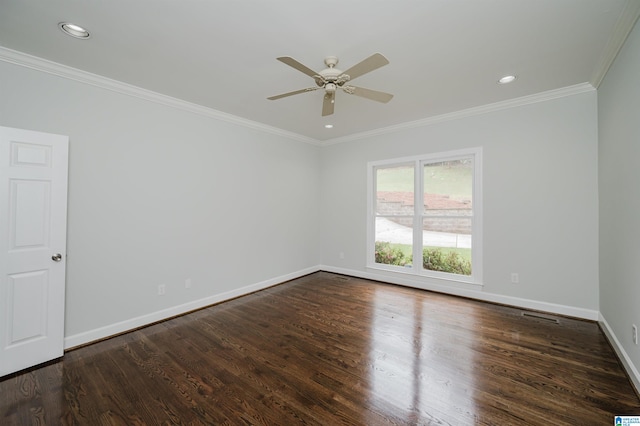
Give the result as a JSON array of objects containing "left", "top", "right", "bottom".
[
  {"left": 11, "top": 179, "right": 51, "bottom": 248},
  {"left": 0, "top": 126, "right": 68, "bottom": 377},
  {"left": 7, "top": 271, "right": 48, "bottom": 344}
]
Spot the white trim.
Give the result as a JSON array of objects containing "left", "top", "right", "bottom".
[
  {"left": 63, "top": 266, "right": 320, "bottom": 349},
  {"left": 0, "top": 46, "right": 319, "bottom": 146},
  {"left": 590, "top": 0, "right": 640, "bottom": 88},
  {"left": 599, "top": 313, "right": 640, "bottom": 395},
  {"left": 367, "top": 147, "right": 481, "bottom": 168},
  {"left": 0, "top": 46, "right": 600, "bottom": 148},
  {"left": 63, "top": 264, "right": 600, "bottom": 349},
  {"left": 323, "top": 83, "right": 595, "bottom": 145},
  {"left": 366, "top": 264, "right": 483, "bottom": 288},
  {"left": 64, "top": 265, "right": 635, "bottom": 390},
  {"left": 321, "top": 265, "right": 600, "bottom": 321}
]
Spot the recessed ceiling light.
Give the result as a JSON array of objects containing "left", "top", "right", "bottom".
[
  {"left": 498, "top": 75, "right": 517, "bottom": 84},
  {"left": 58, "top": 22, "right": 91, "bottom": 39},
  {"left": 324, "top": 124, "right": 334, "bottom": 129}
]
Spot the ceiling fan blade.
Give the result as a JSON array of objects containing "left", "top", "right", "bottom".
[
  {"left": 345, "top": 86, "right": 394, "bottom": 103},
  {"left": 276, "top": 57, "right": 319, "bottom": 78},
  {"left": 322, "top": 92, "right": 335, "bottom": 116},
  {"left": 341, "top": 53, "right": 389, "bottom": 81},
  {"left": 267, "top": 87, "right": 319, "bottom": 100}
]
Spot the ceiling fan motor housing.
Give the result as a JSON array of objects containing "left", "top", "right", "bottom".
[
  {"left": 318, "top": 56, "right": 350, "bottom": 87},
  {"left": 318, "top": 68, "right": 346, "bottom": 83}
]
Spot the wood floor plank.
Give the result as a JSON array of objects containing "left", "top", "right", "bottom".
[{"left": 1, "top": 271, "right": 639, "bottom": 425}]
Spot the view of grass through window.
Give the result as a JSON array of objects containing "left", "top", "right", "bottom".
[{"left": 375, "top": 159, "right": 473, "bottom": 275}]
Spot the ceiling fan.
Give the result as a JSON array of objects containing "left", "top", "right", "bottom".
[{"left": 267, "top": 53, "right": 393, "bottom": 116}]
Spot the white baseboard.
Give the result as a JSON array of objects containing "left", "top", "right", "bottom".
[
  {"left": 63, "top": 266, "right": 321, "bottom": 349},
  {"left": 63, "top": 265, "right": 638, "bottom": 395},
  {"left": 66, "top": 264, "right": 599, "bottom": 350},
  {"left": 599, "top": 313, "right": 640, "bottom": 396},
  {"left": 320, "top": 265, "right": 600, "bottom": 321}
]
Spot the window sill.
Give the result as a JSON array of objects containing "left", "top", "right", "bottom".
[{"left": 366, "top": 263, "right": 484, "bottom": 290}]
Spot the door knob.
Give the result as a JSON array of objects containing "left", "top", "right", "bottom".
[{"left": 52, "top": 253, "right": 63, "bottom": 262}]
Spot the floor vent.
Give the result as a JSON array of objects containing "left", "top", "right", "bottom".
[
  {"left": 335, "top": 276, "right": 350, "bottom": 281},
  {"left": 521, "top": 311, "right": 560, "bottom": 324}
]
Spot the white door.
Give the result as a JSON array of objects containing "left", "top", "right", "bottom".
[{"left": 0, "top": 126, "right": 68, "bottom": 377}]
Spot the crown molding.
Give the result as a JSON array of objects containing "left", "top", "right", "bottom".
[
  {"left": 0, "top": 45, "right": 603, "bottom": 148},
  {"left": 590, "top": 0, "right": 640, "bottom": 88},
  {"left": 0, "top": 46, "right": 320, "bottom": 145},
  {"left": 324, "top": 83, "right": 596, "bottom": 145}
]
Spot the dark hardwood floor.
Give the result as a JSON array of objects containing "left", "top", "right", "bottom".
[{"left": 2, "top": 272, "right": 639, "bottom": 425}]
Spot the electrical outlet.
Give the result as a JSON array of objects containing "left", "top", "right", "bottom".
[
  {"left": 185, "top": 278, "right": 192, "bottom": 289},
  {"left": 633, "top": 324, "right": 638, "bottom": 345},
  {"left": 511, "top": 273, "right": 519, "bottom": 284},
  {"left": 158, "top": 284, "right": 166, "bottom": 296}
]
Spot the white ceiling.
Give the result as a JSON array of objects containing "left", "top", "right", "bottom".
[{"left": 0, "top": 0, "right": 638, "bottom": 142}]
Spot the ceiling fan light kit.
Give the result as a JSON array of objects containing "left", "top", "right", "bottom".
[{"left": 268, "top": 53, "right": 393, "bottom": 116}]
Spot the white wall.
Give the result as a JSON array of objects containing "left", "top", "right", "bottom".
[
  {"left": 0, "top": 60, "right": 321, "bottom": 346},
  {"left": 320, "top": 91, "right": 600, "bottom": 317},
  {"left": 598, "top": 18, "right": 640, "bottom": 391}
]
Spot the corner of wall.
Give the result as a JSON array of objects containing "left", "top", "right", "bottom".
[{"left": 599, "top": 312, "right": 640, "bottom": 396}]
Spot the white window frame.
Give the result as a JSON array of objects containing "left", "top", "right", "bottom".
[{"left": 367, "top": 147, "right": 483, "bottom": 286}]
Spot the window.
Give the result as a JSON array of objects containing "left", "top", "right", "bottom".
[{"left": 367, "top": 148, "right": 482, "bottom": 285}]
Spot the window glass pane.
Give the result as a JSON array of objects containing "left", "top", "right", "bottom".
[
  {"left": 375, "top": 217, "right": 413, "bottom": 266},
  {"left": 423, "top": 159, "right": 473, "bottom": 215},
  {"left": 422, "top": 217, "right": 472, "bottom": 275},
  {"left": 422, "top": 158, "right": 473, "bottom": 276},
  {"left": 376, "top": 165, "right": 414, "bottom": 215}
]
